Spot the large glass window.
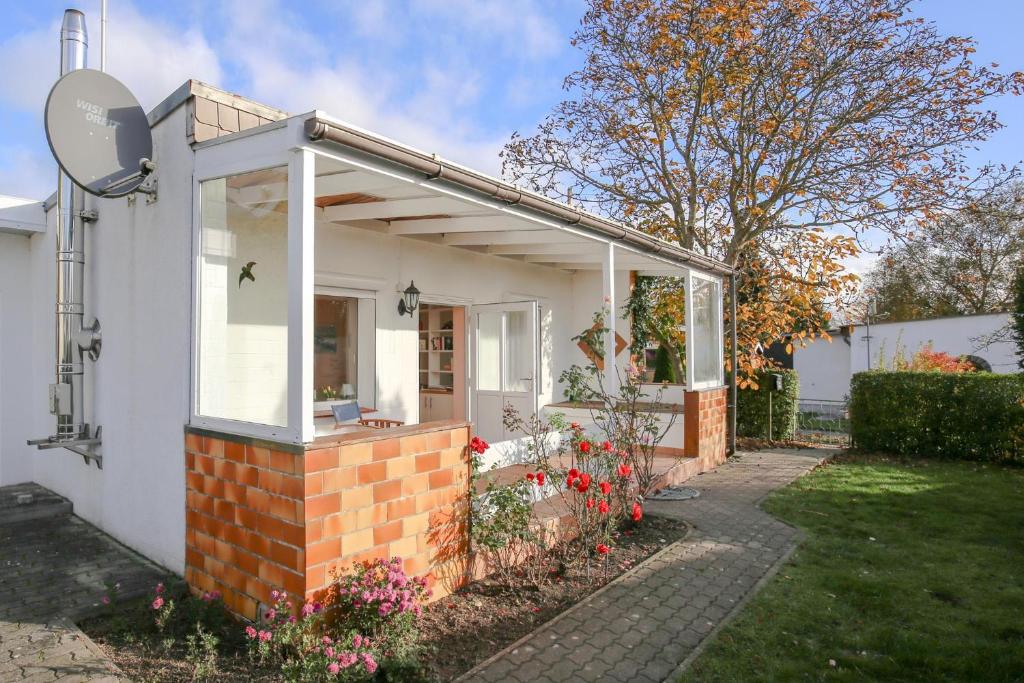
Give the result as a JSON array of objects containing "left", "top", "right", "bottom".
[
  {"left": 198, "top": 167, "right": 289, "bottom": 427},
  {"left": 691, "top": 275, "right": 723, "bottom": 386},
  {"left": 314, "top": 295, "right": 359, "bottom": 401}
]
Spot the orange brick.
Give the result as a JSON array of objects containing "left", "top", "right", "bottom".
[
  {"left": 403, "top": 553, "right": 430, "bottom": 577},
  {"left": 402, "top": 512, "right": 430, "bottom": 536},
  {"left": 451, "top": 429, "right": 469, "bottom": 447},
  {"left": 258, "top": 470, "right": 284, "bottom": 496},
  {"left": 270, "top": 495, "right": 301, "bottom": 523},
  {"left": 270, "top": 450, "right": 297, "bottom": 474},
  {"left": 415, "top": 451, "right": 441, "bottom": 473},
  {"left": 279, "top": 521, "right": 305, "bottom": 547},
  {"left": 306, "top": 564, "right": 327, "bottom": 592},
  {"left": 191, "top": 491, "right": 215, "bottom": 516},
  {"left": 235, "top": 547, "right": 260, "bottom": 576},
  {"left": 185, "top": 432, "right": 203, "bottom": 453},
  {"left": 213, "top": 458, "right": 236, "bottom": 481},
  {"left": 342, "top": 485, "right": 373, "bottom": 510},
  {"left": 214, "top": 499, "right": 236, "bottom": 522},
  {"left": 399, "top": 434, "right": 427, "bottom": 456},
  {"left": 237, "top": 464, "right": 260, "bottom": 487},
  {"left": 401, "top": 473, "right": 430, "bottom": 497},
  {"left": 373, "top": 521, "right": 402, "bottom": 545},
  {"left": 340, "top": 443, "right": 374, "bottom": 465},
  {"left": 186, "top": 470, "right": 204, "bottom": 492},
  {"left": 386, "top": 497, "right": 416, "bottom": 520},
  {"left": 306, "top": 518, "right": 323, "bottom": 544},
  {"left": 372, "top": 438, "right": 400, "bottom": 461},
  {"left": 305, "top": 473, "right": 323, "bottom": 497},
  {"left": 355, "top": 504, "right": 387, "bottom": 529},
  {"left": 374, "top": 480, "right": 402, "bottom": 503},
  {"left": 186, "top": 451, "right": 195, "bottom": 470},
  {"left": 386, "top": 456, "right": 416, "bottom": 479},
  {"left": 322, "top": 511, "right": 356, "bottom": 538},
  {"left": 258, "top": 560, "right": 285, "bottom": 588},
  {"left": 186, "top": 546, "right": 204, "bottom": 569},
  {"left": 324, "top": 466, "right": 358, "bottom": 492},
  {"left": 428, "top": 469, "right": 453, "bottom": 490},
  {"left": 223, "top": 481, "right": 247, "bottom": 505},
  {"left": 205, "top": 476, "right": 225, "bottom": 499},
  {"left": 247, "top": 489, "right": 271, "bottom": 514},
  {"left": 358, "top": 461, "right": 387, "bottom": 484},
  {"left": 389, "top": 535, "right": 418, "bottom": 559},
  {"left": 246, "top": 446, "right": 270, "bottom": 468},
  {"left": 195, "top": 453, "right": 215, "bottom": 476},
  {"left": 271, "top": 541, "right": 303, "bottom": 570},
  {"left": 440, "top": 447, "right": 466, "bottom": 468},
  {"left": 235, "top": 506, "right": 259, "bottom": 530},
  {"left": 343, "top": 546, "right": 390, "bottom": 568},
  {"left": 340, "top": 528, "right": 374, "bottom": 555},
  {"left": 221, "top": 440, "right": 242, "bottom": 462},
  {"left": 306, "top": 493, "right": 341, "bottom": 519},
  {"left": 307, "top": 538, "right": 340, "bottom": 566},
  {"left": 425, "top": 430, "right": 451, "bottom": 451},
  {"left": 306, "top": 447, "right": 339, "bottom": 473},
  {"left": 282, "top": 568, "right": 305, "bottom": 596}
]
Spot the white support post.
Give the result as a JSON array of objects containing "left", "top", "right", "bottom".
[
  {"left": 288, "top": 148, "right": 315, "bottom": 443},
  {"left": 683, "top": 268, "right": 695, "bottom": 391},
  {"left": 602, "top": 242, "right": 618, "bottom": 393}
]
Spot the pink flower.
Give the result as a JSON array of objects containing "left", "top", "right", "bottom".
[
  {"left": 327, "top": 662, "right": 340, "bottom": 674},
  {"left": 155, "top": 582, "right": 164, "bottom": 595},
  {"left": 352, "top": 634, "right": 363, "bottom": 649},
  {"left": 264, "top": 608, "right": 276, "bottom": 621},
  {"left": 258, "top": 630, "right": 272, "bottom": 643},
  {"left": 151, "top": 597, "right": 164, "bottom": 610},
  {"left": 570, "top": 422, "right": 581, "bottom": 431},
  {"left": 301, "top": 602, "right": 315, "bottom": 617},
  {"left": 245, "top": 626, "right": 257, "bottom": 639},
  {"left": 101, "top": 596, "right": 110, "bottom": 605},
  {"left": 361, "top": 653, "right": 378, "bottom": 674}
]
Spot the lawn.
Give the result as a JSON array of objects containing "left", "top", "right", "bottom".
[{"left": 682, "top": 454, "right": 1024, "bottom": 682}]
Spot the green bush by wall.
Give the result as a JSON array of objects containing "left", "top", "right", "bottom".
[
  {"left": 736, "top": 369, "right": 799, "bottom": 440},
  {"left": 849, "top": 372, "right": 1024, "bottom": 462}
]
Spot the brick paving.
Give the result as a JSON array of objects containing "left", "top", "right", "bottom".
[
  {"left": 0, "top": 487, "right": 165, "bottom": 682},
  {"left": 460, "top": 449, "right": 829, "bottom": 683}
]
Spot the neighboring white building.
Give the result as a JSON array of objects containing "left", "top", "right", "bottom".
[{"left": 793, "top": 312, "right": 1018, "bottom": 402}]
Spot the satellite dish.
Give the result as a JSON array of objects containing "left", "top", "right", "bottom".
[{"left": 44, "top": 69, "right": 154, "bottom": 198}]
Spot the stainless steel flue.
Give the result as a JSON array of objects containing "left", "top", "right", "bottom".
[{"left": 55, "top": 9, "right": 88, "bottom": 439}]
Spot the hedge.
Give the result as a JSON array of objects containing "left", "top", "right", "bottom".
[
  {"left": 736, "top": 369, "right": 799, "bottom": 440},
  {"left": 849, "top": 371, "right": 1024, "bottom": 462}
]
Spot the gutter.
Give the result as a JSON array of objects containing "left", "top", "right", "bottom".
[{"left": 304, "top": 116, "right": 734, "bottom": 277}]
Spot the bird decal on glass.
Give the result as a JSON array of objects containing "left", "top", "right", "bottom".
[{"left": 238, "top": 261, "right": 257, "bottom": 288}]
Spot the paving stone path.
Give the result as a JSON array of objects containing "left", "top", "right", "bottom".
[
  {"left": 0, "top": 487, "right": 165, "bottom": 682},
  {"left": 461, "top": 449, "right": 828, "bottom": 683}
]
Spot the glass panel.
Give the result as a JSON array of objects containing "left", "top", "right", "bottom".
[
  {"left": 198, "top": 167, "right": 289, "bottom": 427},
  {"left": 313, "top": 295, "right": 359, "bottom": 402},
  {"left": 477, "top": 311, "right": 501, "bottom": 391},
  {"left": 692, "top": 276, "right": 722, "bottom": 385},
  {"left": 505, "top": 310, "right": 531, "bottom": 393}
]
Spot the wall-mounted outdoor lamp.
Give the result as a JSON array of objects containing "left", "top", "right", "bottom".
[{"left": 398, "top": 281, "right": 420, "bottom": 317}]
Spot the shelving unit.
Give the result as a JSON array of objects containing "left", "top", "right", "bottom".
[{"left": 418, "top": 305, "right": 455, "bottom": 390}]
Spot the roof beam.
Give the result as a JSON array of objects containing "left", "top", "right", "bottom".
[
  {"left": 488, "top": 242, "right": 600, "bottom": 256},
  {"left": 441, "top": 229, "right": 580, "bottom": 246},
  {"left": 386, "top": 215, "right": 542, "bottom": 235},
  {"left": 322, "top": 196, "right": 473, "bottom": 222}
]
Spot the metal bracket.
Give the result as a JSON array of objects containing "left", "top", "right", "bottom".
[
  {"left": 76, "top": 318, "right": 102, "bottom": 361},
  {"left": 27, "top": 425, "right": 103, "bottom": 468},
  {"left": 77, "top": 209, "right": 99, "bottom": 222}
]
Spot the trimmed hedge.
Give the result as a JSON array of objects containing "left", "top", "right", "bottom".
[
  {"left": 736, "top": 369, "right": 799, "bottom": 440},
  {"left": 849, "top": 371, "right": 1024, "bottom": 462}
]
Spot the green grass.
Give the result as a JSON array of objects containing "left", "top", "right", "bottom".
[{"left": 682, "top": 454, "right": 1024, "bottom": 682}]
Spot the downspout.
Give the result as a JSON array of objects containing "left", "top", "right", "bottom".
[{"left": 729, "top": 272, "right": 738, "bottom": 455}]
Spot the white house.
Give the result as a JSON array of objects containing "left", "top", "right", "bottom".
[
  {"left": 794, "top": 312, "right": 1018, "bottom": 403},
  {"left": 0, "top": 9, "right": 732, "bottom": 622}
]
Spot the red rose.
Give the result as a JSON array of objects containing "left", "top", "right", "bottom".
[
  {"left": 617, "top": 463, "right": 632, "bottom": 478},
  {"left": 598, "top": 500, "right": 610, "bottom": 514},
  {"left": 536, "top": 471, "right": 546, "bottom": 486},
  {"left": 631, "top": 502, "right": 643, "bottom": 522},
  {"left": 576, "top": 473, "right": 591, "bottom": 493},
  {"left": 579, "top": 441, "right": 591, "bottom": 454},
  {"left": 599, "top": 481, "right": 612, "bottom": 495},
  {"left": 586, "top": 497, "right": 595, "bottom": 509},
  {"left": 571, "top": 422, "right": 581, "bottom": 430},
  {"left": 601, "top": 440, "right": 613, "bottom": 452},
  {"left": 526, "top": 472, "right": 535, "bottom": 481},
  {"left": 596, "top": 543, "right": 610, "bottom": 555},
  {"left": 470, "top": 436, "right": 490, "bottom": 455}
]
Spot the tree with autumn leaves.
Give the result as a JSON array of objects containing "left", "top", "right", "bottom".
[{"left": 502, "top": 0, "right": 1023, "bottom": 385}]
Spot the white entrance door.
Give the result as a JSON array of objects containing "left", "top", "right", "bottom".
[{"left": 471, "top": 301, "right": 538, "bottom": 443}]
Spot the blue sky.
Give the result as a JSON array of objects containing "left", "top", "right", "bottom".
[{"left": 1, "top": 0, "right": 1021, "bottom": 271}]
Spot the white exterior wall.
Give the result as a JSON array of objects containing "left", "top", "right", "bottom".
[
  {"left": 794, "top": 337, "right": 851, "bottom": 402},
  {"left": 0, "top": 233, "right": 36, "bottom": 486},
  {"left": 7, "top": 106, "right": 194, "bottom": 574},
  {"left": 795, "top": 312, "right": 1018, "bottom": 403}
]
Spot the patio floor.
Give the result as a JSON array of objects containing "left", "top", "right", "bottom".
[
  {"left": 459, "top": 449, "right": 830, "bottom": 683},
  {"left": 0, "top": 484, "right": 164, "bottom": 682}
]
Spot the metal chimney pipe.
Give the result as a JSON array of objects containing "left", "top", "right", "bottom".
[{"left": 54, "top": 9, "right": 88, "bottom": 439}]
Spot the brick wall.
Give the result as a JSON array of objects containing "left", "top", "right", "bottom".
[
  {"left": 684, "top": 387, "right": 728, "bottom": 467},
  {"left": 184, "top": 422, "right": 471, "bottom": 621}
]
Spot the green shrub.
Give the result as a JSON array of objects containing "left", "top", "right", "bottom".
[
  {"left": 652, "top": 344, "right": 676, "bottom": 383},
  {"left": 849, "top": 371, "right": 1024, "bottom": 462},
  {"left": 736, "top": 369, "right": 799, "bottom": 440}
]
